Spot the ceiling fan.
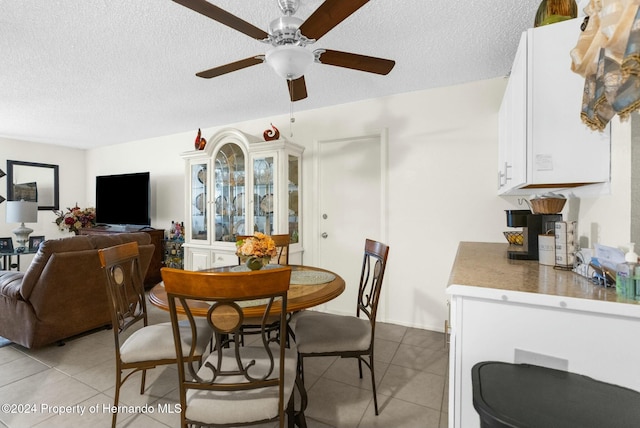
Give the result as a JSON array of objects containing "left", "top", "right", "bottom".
[{"left": 172, "top": 0, "right": 396, "bottom": 102}]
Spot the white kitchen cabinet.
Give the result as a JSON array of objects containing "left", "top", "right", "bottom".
[
  {"left": 498, "top": 19, "right": 611, "bottom": 195},
  {"left": 181, "top": 128, "right": 304, "bottom": 270},
  {"left": 184, "top": 248, "right": 239, "bottom": 271},
  {"left": 447, "top": 243, "right": 640, "bottom": 428},
  {"left": 448, "top": 288, "right": 640, "bottom": 428},
  {"left": 498, "top": 32, "right": 527, "bottom": 191}
]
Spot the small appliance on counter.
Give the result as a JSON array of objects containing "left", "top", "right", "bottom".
[{"left": 505, "top": 210, "right": 562, "bottom": 260}]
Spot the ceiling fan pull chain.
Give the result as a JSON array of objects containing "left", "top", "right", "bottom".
[{"left": 289, "top": 100, "right": 295, "bottom": 137}]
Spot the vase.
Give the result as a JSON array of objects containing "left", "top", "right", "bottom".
[
  {"left": 534, "top": 0, "right": 577, "bottom": 27},
  {"left": 245, "top": 256, "right": 270, "bottom": 270}
]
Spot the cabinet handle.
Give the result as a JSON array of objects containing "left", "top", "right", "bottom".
[
  {"left": 498, "top": 171, "right": 505, "bottom": 188},
  {"left": 504, "top": 162, "right": 512, "bottom": 182}
]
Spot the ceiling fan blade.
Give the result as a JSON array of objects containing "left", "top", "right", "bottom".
[
  {"left": 288, "top": 77, "right": 308, "bottom": 102},
  {"left": 317, "top": 49, "right": 395, "bottom": 75},
  {"left": 196, "top": 56, "right": 264, "bottom": 78},
  {"left": 299, "top": 0, "right": 370, "bottom": 41},
  {"left": 172, "top": 0, "right": 268, "bottom": 40}
]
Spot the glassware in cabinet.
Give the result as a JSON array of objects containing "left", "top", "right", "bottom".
[
  {"left": 214, "top": 142, "right": 245, "bottom": 242},
  {"left": 288, "top": 154, "right": 300, "bottom": 243},
  {"left": 190, "top": 162, "right": 208, "bottom": 242},
  {"left": 252, "top": 154, "right": 275, "bottom": 235}
]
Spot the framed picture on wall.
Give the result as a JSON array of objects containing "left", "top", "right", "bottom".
[
  {"left": 28, "top": 236, "right": 44, "bottom": 251},
  {"left": 0, "top": 238, "right": 14, "bottom": 253}
]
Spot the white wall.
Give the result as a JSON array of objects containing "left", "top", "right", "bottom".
[
  {"left": 2, "top": 77, "right": 633, "bottom": 331},
  {"left": 0, "top": 138, "right": 87, "bottom": 266},
  {"left": 0, "top": 138, "right": 87, "bottom": 240}
]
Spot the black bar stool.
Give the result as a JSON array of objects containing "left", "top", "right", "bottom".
[{"left": 472, "top": 361, "right": 640, "bottom": 428}]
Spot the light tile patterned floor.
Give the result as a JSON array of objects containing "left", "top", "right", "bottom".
[{"left": 0, "top": 302, "right": 448, "bottom": 428}]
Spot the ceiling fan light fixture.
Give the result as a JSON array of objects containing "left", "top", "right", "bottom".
[{"left": 266, "top": 45, "right": 314, "bottom": 80}]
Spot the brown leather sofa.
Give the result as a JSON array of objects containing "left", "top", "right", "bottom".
[{"left": 0, "top": 232, "right": 155, "bottom": 348}]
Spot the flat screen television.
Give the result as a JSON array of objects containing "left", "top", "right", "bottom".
[{"left": 95, "top": 172, "right": 150, "bottom": 227}]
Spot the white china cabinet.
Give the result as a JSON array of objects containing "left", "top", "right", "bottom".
[
  {"left": 498, "top": 18, "right": 611, "bottom": 195},
  {"left": 181, "top": 128, "right": 304, "bottom": 270}
]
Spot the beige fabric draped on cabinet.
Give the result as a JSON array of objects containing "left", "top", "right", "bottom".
[{"left": 570, "top": 0, "right": 640, "bottom": 130}]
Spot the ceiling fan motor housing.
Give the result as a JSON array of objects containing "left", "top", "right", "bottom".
[
  {"left": 269, "top": 16, "right": 309, "bottom": 46},
  {"left": 277, "top": 0, "right": 299, "bottom": 16}
]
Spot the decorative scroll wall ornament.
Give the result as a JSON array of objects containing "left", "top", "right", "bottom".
[
  {"left": 194, "top": 128, "right": 206, "bottom": 150},
  {"left": 263, "top": 123, "right": 280, "bottom": 141}
]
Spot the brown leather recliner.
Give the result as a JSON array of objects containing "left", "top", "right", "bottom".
[{"left": 0, "top": 232, "right": 155, "bottom": 348}]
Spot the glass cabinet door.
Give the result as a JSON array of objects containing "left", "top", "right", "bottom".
[
  {"left": 190, "top": 162, "right": 208, "bottom": 242},
  {"left": 288, "top": 154, "right": 300, "bottom": 243},
  {"left": 253, "top": 154, "right": 275, "bottom": 236},
  {"left": 214, "top": 143, "right": 245, "bottom": 242}
]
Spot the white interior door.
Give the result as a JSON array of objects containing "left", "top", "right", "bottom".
[{"left": 313, "top": 132, "right": 387, "bottom": 316}]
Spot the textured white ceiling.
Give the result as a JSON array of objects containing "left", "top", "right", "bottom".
[{"left": 0, "top": 0, "right": 556, "bottom": 149}]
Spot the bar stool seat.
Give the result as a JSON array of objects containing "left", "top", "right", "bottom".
[{"left": 472, "top": 361, "right": 640, "bottom": 428}]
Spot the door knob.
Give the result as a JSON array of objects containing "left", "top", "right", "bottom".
[{"left": 321, "top": 232, "right": 328, "bottom": 238}]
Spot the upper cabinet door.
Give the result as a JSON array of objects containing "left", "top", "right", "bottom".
[
  {"left": 249, "top": 140, "right": 304, "bottom": 247},
  {"left": 287, "top": 153, "right": 300, "bottom": 244},
  {"left": 251, "top": 151, "right": 276, "bottom": 236},
  {"left": 213, "top": 142, "right": 245, "bottom": 242},
  {"left": 498, "top": 31, "right": 528, "bottom": 192},
  {"left": 498, "top": 18, "right": 611, "bottom": 195},
  {"left": 528, "top": 18, "right": 610, "bottom": 186},
  {"left": 187, "top": 159, "right": 210, "bottom": 244}
]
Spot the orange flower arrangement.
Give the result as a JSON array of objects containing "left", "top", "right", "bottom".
[{"left": 236, "top": 232, "right": 277, "bottom": 259}]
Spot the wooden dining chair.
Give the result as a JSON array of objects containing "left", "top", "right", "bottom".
[
  {"left": 292, "top": 239, "right": 390, "bottom": 415},
  {"left": 98, "top": 242, "right": 211, "bottom": 428},
  {"left": 237, "top": 233, "right": 291, "bottom": 343},
  {"left": 237, "top": 233, "right": 290, "bottom": 265},
  {"left": 160, "top": 266, "right": 307, "bottom": 428}
]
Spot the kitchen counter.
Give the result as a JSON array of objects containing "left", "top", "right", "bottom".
[
  {"left": 448, "top": 241, "right": 631, "bottom": 304},
  {"left": 446, "top": 242, "right": 640, "bottom": 428}
]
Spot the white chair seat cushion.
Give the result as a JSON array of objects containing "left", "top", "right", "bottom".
[
  {"left": 120, "top": 319, "right": 211, "bottom": 363},
  {"left": 185, "top": 345, "right": 298, "bottom": 425},
  {"left": 293, "top": 311, "right": 371, "bottom": 354}
]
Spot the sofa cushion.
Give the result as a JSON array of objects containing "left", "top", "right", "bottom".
[
  {"left": 20, "top": 235, "right": 94, "bottom": 300},
  {"left": 0, "top": 271, "right": 25, "bottom": 300}
]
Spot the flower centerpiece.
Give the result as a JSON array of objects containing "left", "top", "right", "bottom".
[
  {"left": 236, "top": 232, "right": 277, "bottom": 270},
  {"left": 53, "top": 204, "right": 96, "bottom": 234}
]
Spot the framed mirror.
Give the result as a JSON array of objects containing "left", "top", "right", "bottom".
[{"left": 6, "top": 160, "right": 59, "bottom": 210}]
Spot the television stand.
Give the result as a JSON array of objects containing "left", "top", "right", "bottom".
[{"left": 79, "top": 227, "right": 164, "bottom": 288}]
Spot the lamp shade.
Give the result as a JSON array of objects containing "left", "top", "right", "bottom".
[
  {"left": 6, "top": 200, "right": 38, "bottom": 223},
  {"left": 265, "top": 45, "right": 314, "bottom": 80}
]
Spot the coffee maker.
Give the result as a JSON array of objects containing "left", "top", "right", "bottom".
[{"left": 505, "top": 210, "right": 562, "bottom": 260}]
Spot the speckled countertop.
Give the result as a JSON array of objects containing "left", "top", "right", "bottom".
[{"left": 448, "top": 242, "right": 637, "bottom": 304}]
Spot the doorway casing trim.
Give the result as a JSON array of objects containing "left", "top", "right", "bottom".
[{"left": 311, "top": 128, "right": 389, "bottom": 320}]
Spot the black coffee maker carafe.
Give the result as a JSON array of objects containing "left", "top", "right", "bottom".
[{"left": 505, "top": 210, "right": 562, "bottom": 260}]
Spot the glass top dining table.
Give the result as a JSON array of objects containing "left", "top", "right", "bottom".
[{"left": 149, "top": 264, "right": 345, "bottom": 317}]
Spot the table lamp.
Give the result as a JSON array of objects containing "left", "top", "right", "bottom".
[{"left": 6, "top": 200, "right": 38, "bottom": 250}]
